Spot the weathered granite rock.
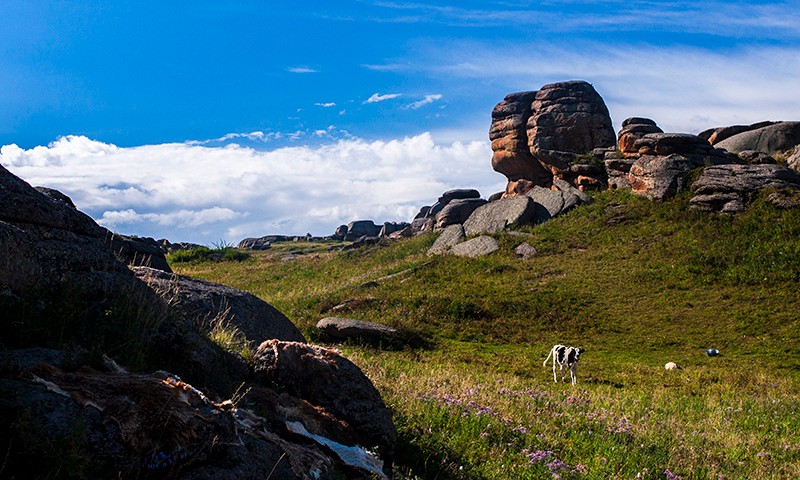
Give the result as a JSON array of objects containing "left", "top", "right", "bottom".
[
  {"left": 463, "top": 197, "right": 538, "bottom": 236},
  {"left": 514, "top": 242, "right": 538, "bottom": 260},
  {"left": 698, "top": 121, "right": 778, "bottom": 145},
  {"left": 316, "top": 317, "right": 400, "bottom": 344},
  {"left": 690, "top": 164, "right": 800, "bottom": 213},
  {"left": 524, "top": 185, "right": 577, "bottom": 223},
  {"left": 449, "top": 236, "right": 500, "bottom": 258},
  {"left": 737, "top": 150, "right": 777, "bottom": 165},
  {"left": 427, "top": 224, "right": 466, "bottom": 256},
  {"left": 434, "top": 198, "right": 488, "bottom": 229},
  {"left": 109, "top": 233, "right": 172, "bottom": 272},
  {"left": 715, "top": 121, "right": 800, "bottom": 155},
  {"left": 628, "top": 133, "right": 739, "bottom": 200},
  {"left": 605, "top": 157, "right": 637, "bottom": 189},
  {"left": 617, "top": 117, "right": 663, "bottom": 156},
  {"left": 490, "top": 91, "right": 552, "bottom": 184},
  {"left": 527, "top": 80, "right": 616, "bottom": 177},
  {"left": 253, "top": 340, "right": 396, "bottom": 470}
]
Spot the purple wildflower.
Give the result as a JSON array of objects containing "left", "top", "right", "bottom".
[{"left": 664, "top": 468, "right": 683, "bottom": 480}]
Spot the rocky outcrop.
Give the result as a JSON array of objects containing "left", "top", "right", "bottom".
[
  {"left": 627, "top": 133, "right": 739, "bottom": 201},
  {"left": 690, "top": 164, "right": 800, "bottom": 213},
  {"left": 789, "top": 148, "right": 800, "bottom": 172},
  {"left": 617, "top": 117, "right": 663, "bottom": 156},
  {"left": 238, "top": 236, "right": 274, "bottom": 250},
  {"left": 714, "top": 121, "right": 800, "bottom": 155},
  {"left": 489, "top": 81, "right": 615, "bottom": 192}
]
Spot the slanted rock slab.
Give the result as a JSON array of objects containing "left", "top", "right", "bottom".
[
  {"left": 317, "top": 317, "right": 400, "bottom": 343},
  {"left": 428, "top": 223, "right": 466, "bottom": 256},
  {"left": 690, "top": 163, "right": 800, "bottom": 213}
]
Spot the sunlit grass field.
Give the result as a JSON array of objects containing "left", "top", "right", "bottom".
[{"left": 172, "top": 189, "right": 800, "bottom": 479}]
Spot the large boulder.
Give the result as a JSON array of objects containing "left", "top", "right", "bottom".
[
  {"left": 527, "top": 80, "right": 616, "bottom": 177},
  {"left": 238, "top": 236, "right": 274, "bottom": 250},
  {"left": 463, "top": 196, "right": 538, "bottom": 236},
  {"left": 345, "top": 220, "right": 381, "bottom": 240},
  {"left": 715, "top": 121, "right": 800, "bottom": 155},
  {"left": 434, "top": 198, "right": 488, "bottom": 229},
  {"left": 133, "top": 266, "right": 306, "bottom": 345},
  {"left": 690, "top": 164, "right": 800, "bottom": 213},
  {"left": 490, "top": 91, "right": 552, "bottom": 184},
  {"left": 253, "top": 340, "right": 396, "bottom": 472}
]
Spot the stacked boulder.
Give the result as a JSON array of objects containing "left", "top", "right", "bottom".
[{"left": 490, "top": 80, "right": 616, "bottom": 194}]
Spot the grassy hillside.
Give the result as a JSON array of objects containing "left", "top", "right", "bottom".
[{"left": 173, "top": 189, "right": 800, "bottom": 479}]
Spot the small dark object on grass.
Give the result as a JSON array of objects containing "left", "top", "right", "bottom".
[{"left": 705, "top": 348, "right": 719, "bottom": 357}]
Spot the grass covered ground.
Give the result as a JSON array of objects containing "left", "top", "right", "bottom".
[{"left": 173, "top": 189, "right": 800, "bottom": 479}]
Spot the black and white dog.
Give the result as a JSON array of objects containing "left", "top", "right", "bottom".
[{"left": 543, "top": 344, "right": 583, "bottom": 385}]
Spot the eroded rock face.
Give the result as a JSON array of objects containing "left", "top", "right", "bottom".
[
  {"left": 489, "top": 81, "right": 615, "bottom": 191},
  {"left": 316, "top": 317, "right": 400, "bottom": 345},
  {"left": 490, "top": 91, "right": 552, "bottom": 184},
  {"left": 527, "top": 80, "right": 616, "bottom": 177},
  {"left": 699, "top": 121, "right": 778, "bottom": 146},
  {"left": 434, "top": 198, "right": 488, "bottom": 229},
  {"left": 690, "top": 164, "right": 800, "bottom": 213},
  {"left": 427, "top": 223, "right": 466, "bottom": 256},
  {"left": 617, "top": 117, "right": 663, "bottom": 156},
  {"left": 627, "top": 133, "right": 738, "bottom": 201}
]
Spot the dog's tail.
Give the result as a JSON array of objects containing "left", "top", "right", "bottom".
[{"left": 543, "top": 347, "right": 553, "bottom": 367}]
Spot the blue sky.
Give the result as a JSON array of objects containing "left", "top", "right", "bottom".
[{"left": 2, "top": 1, "right": 800, "bottom": 243}]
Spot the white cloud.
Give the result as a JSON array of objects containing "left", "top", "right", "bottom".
[
  {"left": 286, "top": 66, "right": 319, "bottom": 73},
  {"left": 405, "top": 94, "right": 443, "bottom": 110},
  {"left": 364, "top": 92, "right": 402, "bottom": 104},
  {"left": 0, "top": 133, "right": 501, "bottom": 244},
  {"left": 315, "top": 102, "right": 337, "bottom": 108}
]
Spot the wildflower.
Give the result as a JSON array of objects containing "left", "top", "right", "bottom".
[
  {"left": 757, "top": 451, "right": 771, "bottom": 460},
  {"left": 664, "top": 468, "right": 683, "bottom": 480}
]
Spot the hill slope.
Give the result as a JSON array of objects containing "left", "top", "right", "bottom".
[{"left": 174, "top": 189, "right": 800, "bottom": 479}]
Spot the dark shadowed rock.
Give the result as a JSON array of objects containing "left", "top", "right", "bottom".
[
  {"left": 109, "top": 234, "right": 172, "bottom": 272},
  {"left": 789, "top": 147, "right": 800, "bottom": 172},
  {"left": 133, "top": 267, "right": 305, "bottom": 344},
  {"left": 438, "top": 188, "right": 481, "bottom": 204},
  {"left": 605, "top": 157, "right": 637, "bottom": 190},
  {"left": 434, "top": 198, "right": 488, "bottom": 229},
  {"left": 527, "top": 81, "right": 616, "bottom": 176},
  {"left": 379, "top": 221, "right": 410, "bottom": 238},
  {"left": 34, "top": 186, "right": 76, "bottom": 208},
  {"left": 427, "top": 224, "right": 466, "bottom": 256},
  {"left": 253, "top": 340, "right": 396, "bottom": 470},
  {"left": 449, "top": 236, "right": 500, "bottom": 258},
  {"left": 690, "top": 164, "right": 800, "bottom": 213},
  {"left": 715, "top": 121, "right": 800, "bottom": 155},
  {"left": 463, "top": 197, "right": 538, "bottom": 236},
  {"left": 345, "top": 220, "right": 381, "bottom": 240}
]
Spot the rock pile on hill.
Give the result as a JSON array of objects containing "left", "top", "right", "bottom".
[{"left": 0, "top": 165, "right": 396, "bottom": 479}]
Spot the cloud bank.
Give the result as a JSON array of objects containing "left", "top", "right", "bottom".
[{"left": 0, "top": 134, "right": 501, "bottom": 244}]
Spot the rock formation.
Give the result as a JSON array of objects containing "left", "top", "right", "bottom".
[
  {"left": 690, "top": 164, "right": 800, "bottom": 213},
  {"left": 0, "top": 165, "right": 396, "bottom": 479},
  {"left": 489, "top": 80, "right": 616, "bottom": 192}
]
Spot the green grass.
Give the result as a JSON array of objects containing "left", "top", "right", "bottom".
[{"left": 173, "top": 189, "right": 800, "bottom": 479}]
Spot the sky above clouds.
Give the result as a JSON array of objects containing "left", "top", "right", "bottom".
[{"left": 2, "top": 1, "right": 800, "bottom": 243}]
